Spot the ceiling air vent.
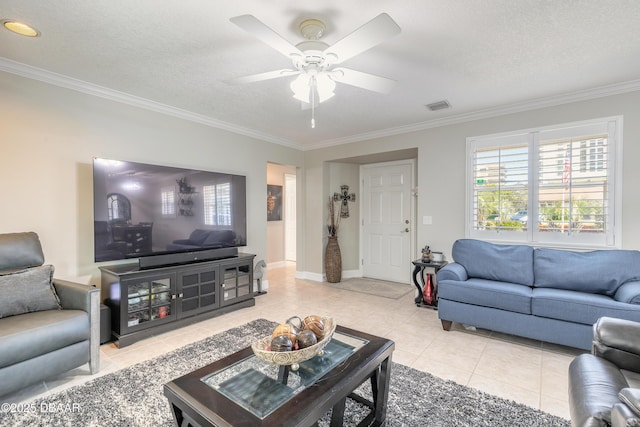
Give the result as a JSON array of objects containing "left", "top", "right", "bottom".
[{"left": 426, "top": 100, "right": 451, "bottom": 111}]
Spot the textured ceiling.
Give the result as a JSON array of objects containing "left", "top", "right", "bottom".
[{"left": 1, "top": 0, "right": 639, "bottom": 150}]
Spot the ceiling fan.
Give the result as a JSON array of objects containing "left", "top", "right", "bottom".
[{"left": 228, "top": 13, "right": 401, "bottom": 127}]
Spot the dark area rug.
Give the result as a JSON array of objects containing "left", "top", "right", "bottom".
[{"left": 0, "top": 319, "right": 569, "bottom": 426}]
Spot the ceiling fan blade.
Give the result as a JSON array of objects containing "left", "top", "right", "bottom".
[
  {"left": 324, "top": 13, "right": 401, "bottom": 64},
  {"left": 227, "top": 69, "right": 300, "bottom": 85},
  {"left": 230, "top": 15, "right": 303, "bottom": 59},
  {"left": 331, "top": 67, "right": 396, "bottom": 94}
]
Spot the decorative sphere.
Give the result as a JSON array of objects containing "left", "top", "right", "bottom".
[
  {"left": 302, "top": 315, "right": 325, "bottom": 339},
  {"left": 297, "top": 329, "right": 318, "bottom": 349},
  {"left": 272, "top": 324, "right": 297, "bottom": 347},
  {"left": 270, "top": 335, "right": 292, "bottom": 352}
]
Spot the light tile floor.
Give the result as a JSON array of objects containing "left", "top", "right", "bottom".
[{"left": 3, "top": 262, "right": 583, "bottom": 420}]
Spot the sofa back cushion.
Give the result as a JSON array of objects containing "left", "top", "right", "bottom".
[
  {"left": 534, "top": 248, "right": 640, "bottom": 295},
  {"left": 0, "top": 265, "right": 61, "bottom": 318},
  {"left": 203, "top": 230, "right": 236, "bottom": 247},
  {"left": 0, "top": 232, "right": 44, "bottom": 273},
  {"left": 187, "top": 229, "right": 211, "bottom": 246},
  {"left": 452, "top": 239, "right": 535, "bottom": 286}
]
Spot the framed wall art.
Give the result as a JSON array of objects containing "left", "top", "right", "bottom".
[{"left": 267, "top": 184, "right": 283, "bottom": 221}]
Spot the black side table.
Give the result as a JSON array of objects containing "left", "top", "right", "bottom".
[{"left": 412, "top": 259, "right": 448, "bottom": 309}]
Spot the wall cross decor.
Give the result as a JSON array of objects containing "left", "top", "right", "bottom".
[{"left": 333, "top": 185, "right": 356, "bottom": 218}]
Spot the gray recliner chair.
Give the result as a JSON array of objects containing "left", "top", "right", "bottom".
[
  {"left": 0, "top": 232, "right": 100, "bottom": 397},
  {"left": 569, "top": 317, "right": 640, "bottom": 426}
]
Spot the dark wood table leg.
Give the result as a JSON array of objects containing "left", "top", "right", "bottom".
[
  {"left": 373, "top": 356, "right": 392, "bottom": 425},
  {"left": 412, "top": 264, "right": 425, "bottom": 305},
  {"left": 277, "top": 365, "right": 290, "bottom": 384},
  {"left": 329, "top": 397, "right": 347, "bottom": 427}
]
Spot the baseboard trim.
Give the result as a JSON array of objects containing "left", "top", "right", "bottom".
[{"left": 295, "top": 269, "right": 361, "bottom": 282}]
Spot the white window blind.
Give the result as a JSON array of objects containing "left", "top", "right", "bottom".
[
  {"left": 203, "top": 183, "right": 231, "bottom": 226},
  {"left": 161, "top": 186, "right": 176, "bottom": 217},
  {"left": 467, "top": 117, "right": 621, "bottom": 248}
]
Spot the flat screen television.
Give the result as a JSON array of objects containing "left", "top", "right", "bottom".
[{"left": 93, "top": 158, "right": 247, "bottom": 268}]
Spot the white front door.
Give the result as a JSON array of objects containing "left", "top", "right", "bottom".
[{"left": 361, "top": 161, "right": 414, "bottom": 283}]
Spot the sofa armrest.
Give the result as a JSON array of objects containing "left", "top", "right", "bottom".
[
  {"left": 436, "top": 262, "right": 468, "bottom": 282},
  {"left": 593, "top": 317, "right": 640, "bottom": 372},
  {"left": 54, "top": 279, "right": 97, "bottom": 312},
  {"left": 52, "top": 279, "right": 100, "bottom": 374},
  {"left": 615, "top": 281, "right": 640, "bottom": 304},
  {"left": 612, "top": 403, "right": 640, "bottom": 427}
]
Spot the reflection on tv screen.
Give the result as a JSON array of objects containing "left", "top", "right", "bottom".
[{"left": 93, "top": 158, "right": 247, "bottom": 263}]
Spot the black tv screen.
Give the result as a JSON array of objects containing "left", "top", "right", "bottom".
[{"left": 93, "top": 158, "right": 247, "bottom": 263}]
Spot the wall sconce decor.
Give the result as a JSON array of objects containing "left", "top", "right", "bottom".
[{"left": 333, "top": 185, "right": 356, "bottom": 218}]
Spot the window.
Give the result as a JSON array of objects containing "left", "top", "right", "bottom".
[
  {"left": 161, "top": 186, "right": 176, "bottom": 217},
  {"left": 467, "top": 117, "right": 621, "bottom": 248},
  {"left": 107, "top": 193, "right": 131, "bottom": 222},
  {"left": 203, "top": 183, "right": 231, "bottom": 226}
]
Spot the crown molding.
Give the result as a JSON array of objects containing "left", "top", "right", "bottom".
[
  {"left": 2, "top": 57, "right": 639, "bottom": 152},
  {"left": 308, "top": 79, "right": 640, "bottom": 150},
  {"left": 0, "top": 58, "right": 301, "bottom": 150}
]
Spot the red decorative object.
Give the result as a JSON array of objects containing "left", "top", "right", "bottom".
[{"left": 423, "top": 274, "right": 434, "bottom": 306}]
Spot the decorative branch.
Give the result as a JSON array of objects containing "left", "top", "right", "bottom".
[{"left": 327, "top": 196, "right": 341, "bottom": 237}]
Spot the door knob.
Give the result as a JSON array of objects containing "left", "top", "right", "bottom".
[{"left": 402, "top": 228, "right": 410, "bottom": 233}]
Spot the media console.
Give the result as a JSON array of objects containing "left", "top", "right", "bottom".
[{"left": 100, "top": 253, "right": 255, "bottom": 347}]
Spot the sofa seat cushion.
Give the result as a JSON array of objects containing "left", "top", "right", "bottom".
[
  {"left": 534, "top": 248, "right": 640, "bottom": 296},
  {"left": 452, "top": 239, "right": 534, "bottom": 286},
  {"left": 532, "top": 288, "right": 640, "bottom": 325},
  {"left": 438, "top": 278, "right": 532, "bottom": 314},
  {"left": 0, "top": 309, "right": 89, "bottom": 368},
  {"left": 165, "top": 243, "right": 200, "bottom": 251}
]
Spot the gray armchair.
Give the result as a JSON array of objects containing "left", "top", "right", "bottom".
[
  {"left": 0, "top": 232, "right": 100, "bottom": 397},
  {"left": 569, "top": 317, "right": 640, "bottom": 427}
]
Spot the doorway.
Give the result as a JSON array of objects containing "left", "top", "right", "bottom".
[
  {"left": 360, "top": 160, "right": 415, "bottom": 283},
  {"left": 285, "top": 173, "right": 296, "bottom": 262}
]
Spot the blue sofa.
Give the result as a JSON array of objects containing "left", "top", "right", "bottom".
[
  {"left": 166, "top": 229, "right": 236, "bottom": 251},
  {"left": 436, "top": 239, "right": 640, "bottom": 350}
]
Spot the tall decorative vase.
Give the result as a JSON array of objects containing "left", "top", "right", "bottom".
[{"left": 325, "top": 236, "right": 342, "bottom": 283}]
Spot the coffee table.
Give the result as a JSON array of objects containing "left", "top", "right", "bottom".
[{"left": 163, "top": 325, "right": 394, "bottom": 426}]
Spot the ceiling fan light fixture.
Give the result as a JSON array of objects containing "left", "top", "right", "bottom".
[
  {"left": 290, "top": 72, "right": 335, "bottom": 104},
  {"left": 315, "top": 73, "right": 336, "bottom": 103},
  {"left": 291, "top": 73, "right": 311, "bottom": 103}
]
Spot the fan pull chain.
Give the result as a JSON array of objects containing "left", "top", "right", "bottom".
[{"left": 311, "top": 76, "right": 316, "bottom": 128}]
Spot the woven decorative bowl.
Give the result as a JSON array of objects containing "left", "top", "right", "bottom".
[{"left": 252, "top": 317, "right": 336, "bottom": 370}]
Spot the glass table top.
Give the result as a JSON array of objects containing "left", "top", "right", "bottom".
[{"left": 201, "top": 331, "right": 368, "bottom": 419}]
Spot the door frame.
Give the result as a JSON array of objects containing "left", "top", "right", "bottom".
[{"left": 359, "top": 159, "right": 416, "bottom": 283}]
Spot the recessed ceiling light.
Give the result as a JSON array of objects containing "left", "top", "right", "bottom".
[{"left": 2, "top": 20, "right": 40, "bottom": 37}]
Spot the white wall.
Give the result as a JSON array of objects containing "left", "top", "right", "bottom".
[
  {"left": 302, "top": 91, "right": 640, "bottom": 276},
  {"left": 0, "top": 71, "right": 303, "bottom": 284},
  {"left": 4, "top": 68, "right": 639, "bottom": 284}
]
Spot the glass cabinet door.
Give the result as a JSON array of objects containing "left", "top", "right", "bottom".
[
  {"left": 125, "top": 275, "right": 174, "bottom": 331},
  {"left": 221, "top": 263, "right": 252, "bottom": 306}
]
